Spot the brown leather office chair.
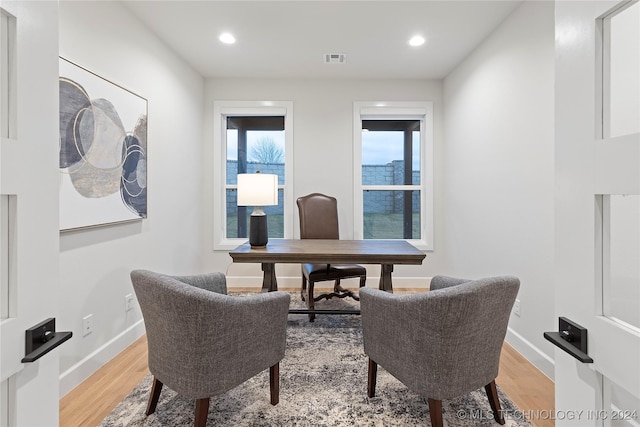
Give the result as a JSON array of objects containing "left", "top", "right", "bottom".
[{"left": 297, "top": 193, "right": 367, "bottom": 321}]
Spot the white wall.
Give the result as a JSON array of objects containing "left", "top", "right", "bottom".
[
  {"left": 202, "top": 78, "right": 448, "bottom": 287},
  {"left": 58, "top": 1, "right": 205, "bottom": 395},
  {"left": 442, "top": 1, "right": 556, "bottom": 378}
]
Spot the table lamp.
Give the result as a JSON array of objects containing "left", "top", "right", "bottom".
[{"left": 237, "top": 172, "right": 278, "bottom": 248}]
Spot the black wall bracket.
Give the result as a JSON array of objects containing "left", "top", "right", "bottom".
[
  {"left": 544, "top": 317, "right": 593, "bottom": 363},
  {"left": 21, "top": 318, "right": 72, "bottom": 363}
]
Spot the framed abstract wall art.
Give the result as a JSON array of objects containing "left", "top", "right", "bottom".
[{"left": 59, "top": 58, "right": 147, "bottom": 231}]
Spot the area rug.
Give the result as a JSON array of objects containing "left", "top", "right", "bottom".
[{"left": 100, "top": 293, "right": 533, "bottom": 426}]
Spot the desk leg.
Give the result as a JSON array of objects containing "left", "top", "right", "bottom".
[
  {"left": 262, "top": 263, "right": 278, "bottom": 292},
  {"left": 379, "top": 264, "right": 394, "bottom": 292}
]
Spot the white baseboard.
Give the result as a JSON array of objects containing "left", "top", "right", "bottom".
[
  {"left": 505, "top": 326, "right": 555, "bottom": 381},
  {"left": 59, "top": 319, "right": 146, "bottom": 397}
]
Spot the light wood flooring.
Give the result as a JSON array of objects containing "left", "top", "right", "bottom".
[{"left": 60, "top": 288, "right": 555, "bottom": 427}]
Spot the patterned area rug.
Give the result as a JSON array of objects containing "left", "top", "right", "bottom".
[{"left": 100, "top": 292, "right": 533, "bottom": 426}]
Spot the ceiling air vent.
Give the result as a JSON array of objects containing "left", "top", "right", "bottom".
[{"left": 324, "top": 53, "right": 347, "bottom": 64}]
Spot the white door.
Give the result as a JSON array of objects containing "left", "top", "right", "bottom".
[
  {"left": 0, "top": 1, "right": 61, "bottom": 426},
  {"left": 555, "top": 1, "right": 640, "bottom": 426}
]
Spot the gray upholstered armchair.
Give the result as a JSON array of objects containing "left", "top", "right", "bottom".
[
  {"left": 130, "top": 269, "right": 291, "bottom": 427},
  {"left": 360, "top": 275, "right": 520, "bottom": 427}
]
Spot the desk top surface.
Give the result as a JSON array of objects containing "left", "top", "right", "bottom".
[{"left": 229, "top": 239, "right": 426, "bottom": 265}]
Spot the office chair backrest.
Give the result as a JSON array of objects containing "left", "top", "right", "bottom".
[{"left": 297, "top": 193, "right": 340, "bottom": 240}]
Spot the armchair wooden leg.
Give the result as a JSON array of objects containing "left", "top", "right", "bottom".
[
  {"left": 307, "top": 281, "right": 316, "bottom": 322},
  {"left": 270, "top": 363, "right": 280, "bottom": 405},
  {"left": 146, "top": 376, "right": 163, "bottom": 415},
  {"left": 485, "top": 380, "right": 505, "bottom": 424},
  {"left": 427, "top": 398, "right": 443, "bottom": 427},
  {"left": 367, "top": 358, "right": 378, "bottom": 398},
  {"left": 194, "top": 398, "right": 209, "bottom": 427}
]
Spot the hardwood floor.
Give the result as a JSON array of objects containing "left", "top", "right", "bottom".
[
  {"left": 60, "top": 336, "right": 149, "bottom": 427},
  {"left": 60, "top": 288, "right": 555, "bottom": 427},
  {"left": 497, "top": 344, "right": 555, "bottom": 427}
]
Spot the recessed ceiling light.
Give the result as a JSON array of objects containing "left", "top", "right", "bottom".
[
  {"left": 409, "top": 35, "right": 425, "bottom": 47},
  {"left": 219, "top": 32, "right": 236, "bottom": 44}
]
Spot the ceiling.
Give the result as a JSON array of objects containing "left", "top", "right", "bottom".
[{"left": 123, "top": 1, "right": 522, "bottom": 80}]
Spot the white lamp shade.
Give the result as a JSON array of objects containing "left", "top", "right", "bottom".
[{"left": 237, "top": 173, "right": 278, "bottom": 206}]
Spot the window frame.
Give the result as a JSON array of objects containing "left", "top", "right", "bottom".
[
  {"left": 213, "top": 100, "right": 294, "bottom": 250},
  {"left": 353, "top": 101, "right": 434, "bottom": 250}
]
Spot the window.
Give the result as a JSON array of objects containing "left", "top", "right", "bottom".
[
  {"left": 353, "top": 102, "right": 433, "bottom": 250},
  {"left": 602, "top": 194, "right": 640, "bottom": 331},
  {"left": 213, "top": 101, "right": 293, "bottom": 249},
  {"left": 602, "top": 1, "right": 639, "bottom": 138},
  {"left": 0, "top": 195, "right": 15, "bottom": 320},
  {"left": 1, "top": 9, "right": 16, "bottom": 140}
]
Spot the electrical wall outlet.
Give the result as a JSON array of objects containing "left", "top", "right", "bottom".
[
  {"left": 513, "top": 299, "right": 521, "bottom": 317},
  {"left": 82, "top": 314, "right": 93, "bottom": 336},
  {"left": 125, "top": 293, "right": 134, "bottom": 312}
]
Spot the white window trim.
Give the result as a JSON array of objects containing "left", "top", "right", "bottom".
[
  {"left": 213, "top": 100, "right": 294, "bottom": 250},
  {"left": 353, "top": 101, "right": 434, "bottom": 251}
]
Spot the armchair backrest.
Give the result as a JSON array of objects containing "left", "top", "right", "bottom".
[
  {"left": 297, "top": 193, "right": 339, "bottom": 239},
  {"left": 360, "top": 276, "right": 519, "bottom": 400}
]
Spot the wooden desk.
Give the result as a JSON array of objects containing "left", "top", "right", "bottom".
[{"left": 229, "top": 239, "right": 426, "bottom": 293}]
